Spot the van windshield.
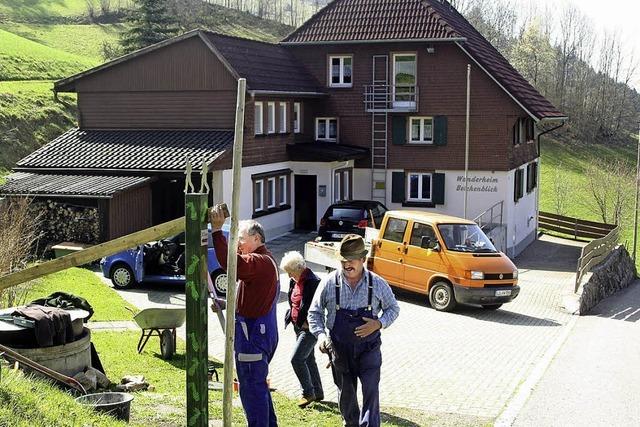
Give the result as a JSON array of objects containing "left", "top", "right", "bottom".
[{"left": 437, "top": 224, "right": 497, "bottom": 253}]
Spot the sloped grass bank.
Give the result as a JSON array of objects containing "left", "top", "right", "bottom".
[
  {"left": 0, "top": 80, "right": 76, "bottom": 171},
  {"left": 0, "top": 22, "right": 122, "bottom": 61},
  {"left": 0, "top": 29, "right": 96, "bottom": 80}
]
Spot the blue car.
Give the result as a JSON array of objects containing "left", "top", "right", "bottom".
[{"left": 100, "top": 228, "right": 228, "bottom": 296}]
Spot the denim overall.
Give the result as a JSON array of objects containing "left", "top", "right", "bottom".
[
  {"left": 330, "top": 271, "right": 382, "bottom": 427},
  {"left": 234, "top": 256, "right": 280, "bottom": 427}
]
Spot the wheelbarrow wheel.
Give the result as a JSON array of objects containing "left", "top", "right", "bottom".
[{"left": 160, "top": 329, "right": 175, "bottom": 360}]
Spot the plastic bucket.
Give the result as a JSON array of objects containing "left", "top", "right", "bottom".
[{"left": 76, "top": 392, "right": 134, "bottom": 422}]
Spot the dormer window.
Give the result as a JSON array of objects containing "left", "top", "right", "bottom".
[{"left": 329, "top": 55, "right": 353, "bottom": 87}]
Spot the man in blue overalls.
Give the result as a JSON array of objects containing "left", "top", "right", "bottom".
[
  {"left": 308, "top": 234, "right": 400, "bottom": 427},
  {"left": 210, "top": 206, "right": 280, "bottom": 426}
]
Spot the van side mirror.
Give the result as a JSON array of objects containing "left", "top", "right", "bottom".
[{"left": 421, "top": 236, "right": 440, "bottom": 251}]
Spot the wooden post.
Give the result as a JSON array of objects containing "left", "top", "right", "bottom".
[
  {"left": 223, "top": 78, "right": 247, "bottom": 426},
  {"left": 185, "top": 193, "right": 209, "bottom": 427}
]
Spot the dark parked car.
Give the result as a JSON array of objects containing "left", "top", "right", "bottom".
[{"left": 318, "top": 200, "right": 388, "bottom": 241}]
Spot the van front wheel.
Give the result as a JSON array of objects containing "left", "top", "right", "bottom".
[{"left": 429, "top": 281, "right": 456, "bottom": 312}]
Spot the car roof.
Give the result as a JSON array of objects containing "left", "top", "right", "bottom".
[
  {"left": 385, "top": 210, "right": 476, "bottom": 225},
  {"left": 329, "top": 200, "right": 384, "bottom": 208}
]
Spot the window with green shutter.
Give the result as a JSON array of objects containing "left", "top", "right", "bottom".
[
  {"left": 434, "top": 116, "right": 447, "bottom": 146},
  {"left": 392, "top": 116, "right": 406, "bottom": 145}
]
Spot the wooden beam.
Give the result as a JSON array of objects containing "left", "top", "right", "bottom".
[
  {"left": 0, "top": 217, "right": 185, "bottom": 291},
  {"left": 223, "top": 78, "right": 246, "bottom": 427}
]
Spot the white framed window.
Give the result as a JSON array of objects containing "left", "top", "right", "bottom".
[
  {"left": 253, "top": 180, "right": 264, "bottom": 212},
  {"left": 279, "top": 102, "right": 287, "bottom": 133},
  {"left": 267, "top": 102, "right": 275, "bottom": 134},
  {"left": 409, "top": 117, "right": 434, "bottom": 144},
  {"left": 267, "top": 177, "right": 276, "bottom": 208},
  {"left": 278, "top": 175, "right": 287, "bottom": 205},
  {"left": 254, "top": 102, "right": 263, "bottom": 135},
  {"left": 316, "top": 117, "right": 338, "bottom": 141},
  {"left": 329, "top": 55, "right": 353, "bottom": 87},
  {"left": 293, "top": 102, "right": 301, "bottom": 133},
  {"left": 333, "top": 168, "right": 352, "bottom": 202},
  {"left": 407, "top": 173, "right": 432, "bottom": 202}
]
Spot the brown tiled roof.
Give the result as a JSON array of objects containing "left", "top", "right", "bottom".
[
  {"left": 283, "top": 0, "right": 461, "bottom": 43},
  {"left": 282, "top": 0, "right": 564, "bottom": 119},
  {"left": 203, "top": 32, "right": 323, "bottom": 94},
  {"left": 0, "top": 172, "right": 152, "bottom": 198},
  {"left": 286, "top": 143, "right": 369, "bottom": 161},
  {"left": 16, "top": 128, "right": 233, "bottom": 172}
]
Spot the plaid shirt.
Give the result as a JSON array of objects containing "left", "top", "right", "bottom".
[{"left": 308, "top": 269, "right": 400, "bottom": 338}]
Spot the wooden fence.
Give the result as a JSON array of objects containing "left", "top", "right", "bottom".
[
  {"left": 538, "top": 211, "right": 617, "bottom": 240},
  {"left": 574, "top": 226, "right": 619, "bottom": 292}
]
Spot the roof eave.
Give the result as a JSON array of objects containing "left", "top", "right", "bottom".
[
  {"left": 280, "top": 37, "right": 467, "bottom": 46},
  {"left": 454, "top": 41, "right": 563, "bottom": 122},
  {"left": 249, "top": 90, "right": 327, "bottom": 97}
]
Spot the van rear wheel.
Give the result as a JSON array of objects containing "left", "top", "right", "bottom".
[{"left": 429, "top": 281, "right": 456, "bottom": 312}]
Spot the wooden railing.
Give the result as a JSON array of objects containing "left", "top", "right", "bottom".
[
  {"left": 574, "top": 226, "right": 619, "bottom": 292},
  {"left": 538, "top": 211, "right": 617, "bottom": 240}
]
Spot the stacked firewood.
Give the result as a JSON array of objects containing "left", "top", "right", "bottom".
[{"left": 30, "top": 200, "right": 101, "bottom": 245}]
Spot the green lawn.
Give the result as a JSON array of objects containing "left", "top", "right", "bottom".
[
  {"left": 0, "top": 0, "right": 107, "bottom": 21},
  {"left": 0, "top": 80, "right": 76, "bottom": 171},
  {"left": 0, "top": 23, "right": 123, "bottom": 62},
  {"left": 0, "top": 29, "right": 96, "bottom": 80},
  {"left": 23, "top": 267, "right": 136, "bottom": 321},
  {"left": 539, "top": 136, "right": 639, "bottom": 260},
  {"left": 0, "top": 367, "right": 125, "bottom": 426}
]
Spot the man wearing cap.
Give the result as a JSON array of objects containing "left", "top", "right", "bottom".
[{"left": 308, "top": 234, "right": 400, "bottom": 427}]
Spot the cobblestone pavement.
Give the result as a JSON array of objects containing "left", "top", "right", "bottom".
[{"left": 100, "top": 233, "right": 583, "bottom": 419}]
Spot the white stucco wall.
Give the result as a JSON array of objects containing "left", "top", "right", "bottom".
[
  {"left": 350, "top": 165, "right": 539, "bottom": 258},
  {"left": 219, "top": 160, "right": 354, "bottom": 240}
]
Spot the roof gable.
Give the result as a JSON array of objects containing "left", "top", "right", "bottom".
[
  {"left": 282, "top": 0, "right": 564, "bottom": 120},
  {"left": 55, "top": 30, "right": 323, "bottom": 95}
]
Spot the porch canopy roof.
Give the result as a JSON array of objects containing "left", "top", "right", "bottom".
[
  {"left": 0, "top": 172, "right": 152, "bottom": 199},
  {"left": 16, "top": 128, "right": 234, "bottom": 173},
  {"left": 286, "top": 143, "right": 369, "bottom": 162}
]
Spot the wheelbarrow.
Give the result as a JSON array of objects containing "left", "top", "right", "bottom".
[{"left": 126, "top": 307, "right": 186, "bottom": 360}]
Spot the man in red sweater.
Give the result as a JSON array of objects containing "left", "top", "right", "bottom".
[{"left": 209, "top": 205, "right": 280, "bottom": 427}]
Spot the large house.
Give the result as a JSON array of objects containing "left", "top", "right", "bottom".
[{"left": 0, "top": 0, "right": 565, "bottom": 256}]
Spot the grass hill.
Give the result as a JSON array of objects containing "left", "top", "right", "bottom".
[{"left": 0, "top": 29, "right": 98, "bottom": 80}]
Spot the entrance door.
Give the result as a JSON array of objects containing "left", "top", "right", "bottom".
[{"left": 294, "top": 175, "right": 317, "bottom": 230}]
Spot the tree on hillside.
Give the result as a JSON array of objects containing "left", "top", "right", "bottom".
[{"left": 120, "top": 0, "right": 181, "bottom": 54}]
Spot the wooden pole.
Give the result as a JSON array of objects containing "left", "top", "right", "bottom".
[
  {"left": 0, "top": 217, "right": 184, "bottom": 290},
  {"left": 185, "top": 193, "right": 209, "bottom": 427},
  {"left": 223, "top": 78, "right": 246, "bottom": 426}
]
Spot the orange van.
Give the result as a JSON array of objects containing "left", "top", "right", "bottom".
[{"left": 369, "top": 210, "right": 519, "bottom": 311}]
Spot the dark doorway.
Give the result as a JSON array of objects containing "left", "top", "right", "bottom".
[
  {"left": 151, "top": 178, "right": 185, "bottom": 225},
  {"left": 294, "top": 175, "right": 317, "bottom": 230}
]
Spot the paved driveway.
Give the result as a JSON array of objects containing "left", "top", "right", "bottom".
[{"left": 102, "top": 233, "right": 583, "bottom": 420}]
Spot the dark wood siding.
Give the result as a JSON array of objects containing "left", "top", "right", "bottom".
[
  {"left": 287, "top": 42, "right": 532, "bottom": 171},
  {"left": 76, "top": 36, "right": 238, "bottom": 129},
  {"left": 241, "top": 96, "right": 298, "bottom": 167},
  {"left": 108, "top": 185, "right": 152, "bottom": 240},
  {"left": 79, "top": 91, "right": 237, "bottom": 129}
]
